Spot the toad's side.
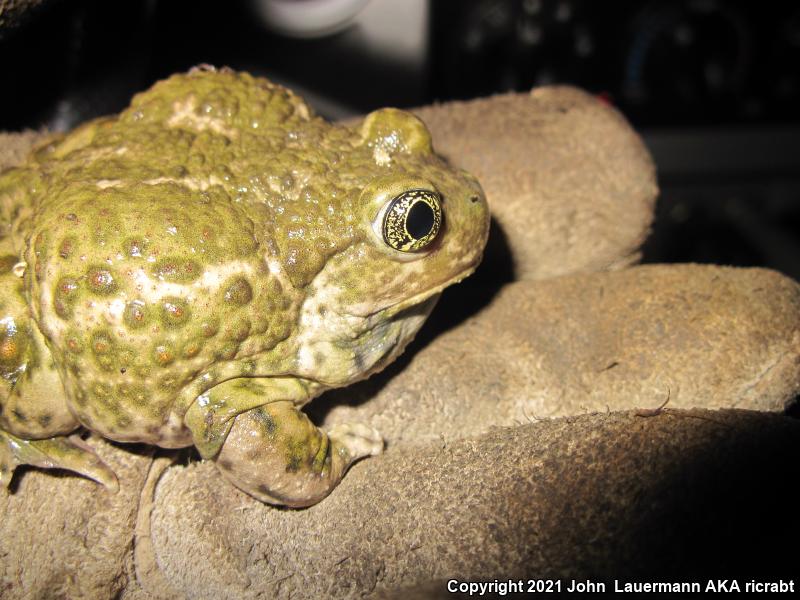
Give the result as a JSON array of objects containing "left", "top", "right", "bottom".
[{"left": 0, "top": 68, "right": 489, "bottom": 506}]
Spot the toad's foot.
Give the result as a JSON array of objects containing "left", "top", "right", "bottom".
[
  {"left": 327, "top": 422, "right": 384, "bottom": 460},
  {"left": 214, "top": 402, "right": 383, "bottom": 507},
  {"left": 0, "top": 430, "right": 119, "bottom": 492}
]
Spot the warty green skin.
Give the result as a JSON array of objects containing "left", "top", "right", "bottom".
[{"left": 0, "top": 67, "right": 489, "bottom": 506}]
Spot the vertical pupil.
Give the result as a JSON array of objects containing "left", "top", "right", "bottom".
[{"left": 406, "top": 201, "right": 435, "bottom": 239}]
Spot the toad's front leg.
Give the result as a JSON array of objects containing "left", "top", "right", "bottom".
[
  {"left": 184, "top": 378, "right": 383, "bottom": 507},
  {"left": 219, "top": 402, "right": 383, "bottom": 506}
]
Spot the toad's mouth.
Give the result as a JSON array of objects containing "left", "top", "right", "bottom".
[{"left": 354, "top": 263, "right": 479, "bottom": 320}]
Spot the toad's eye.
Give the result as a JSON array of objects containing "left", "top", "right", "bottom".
[{"left": 382, "top": 189, "right": 442, "bottom": 252}]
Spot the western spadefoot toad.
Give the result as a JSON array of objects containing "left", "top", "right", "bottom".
[{"left": 0, "top": 66, "right": 489, "bottom": 506}]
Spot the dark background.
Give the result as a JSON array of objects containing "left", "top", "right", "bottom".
[{"left": 2, "top": 0, "right": 799, "bottom": 279}]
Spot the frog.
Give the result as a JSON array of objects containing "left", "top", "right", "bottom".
[{"left": 0, "top": 66, "right": 489, "bottom": 507}]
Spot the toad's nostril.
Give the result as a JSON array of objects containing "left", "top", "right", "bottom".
[{"left": 470, "top": 195, "right": 480, "bottom": 203}]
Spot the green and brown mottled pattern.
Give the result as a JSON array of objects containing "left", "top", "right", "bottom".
[
  {"left": 25, "top": 230, "right": 303, "bottom": 440},
  {"left": 25, "top": 70, "right": 464, "bottom": 289}
]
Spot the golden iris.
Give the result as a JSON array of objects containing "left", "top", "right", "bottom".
[{"left": 382, "top": 189, "right": 442, "bottom": 252}]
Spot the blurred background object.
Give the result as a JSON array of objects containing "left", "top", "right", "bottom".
[{"left": 1, "top": 0, "right": 798, "bottom": 277}]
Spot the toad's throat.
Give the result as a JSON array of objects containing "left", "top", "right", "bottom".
[
  {"left": 342, "top": 292, "right": 439, "bottom": 382},
  {"left": 300, "top": 293, "right": 439, "bottom": 387}
]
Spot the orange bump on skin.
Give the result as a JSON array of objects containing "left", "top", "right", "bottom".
[
  {"left": 154, "top": 344, "right": 175, "bottom": 366},
  {"left": 183, "top": 340, "right": 202, "bottom": 358},
  {"left": 58, "top": 277, "right": 79, "bottom": 296},
  {"left": 0, "top": 337, "right": 19, "bottom": 361},
  {"left": 161, "top": 297, "right": 190, "bottom": 328},
  {"left": 86, "top": 267, "right": 117, "bottom": 294},
  {"left": 91, "top": 332, "right": 114, "bottom": 354},
  {"left": 124, "top": 300, "right": 148, "bottom": 329}
]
